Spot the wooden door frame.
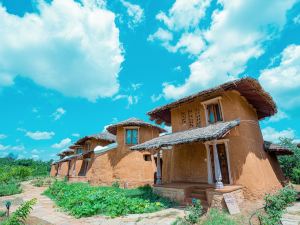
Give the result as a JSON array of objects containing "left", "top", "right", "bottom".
[{"left": 205, "top": 139, "right": 232, "bottom": 184}]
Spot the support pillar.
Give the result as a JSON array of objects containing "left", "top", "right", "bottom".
[
  {"left": 213, "top": 142, "right": 224, "bottom": 189},
  {"left": 156, "top": 150, "right": 162, "bottom": 185}
]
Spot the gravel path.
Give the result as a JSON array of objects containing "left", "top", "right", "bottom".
[
  {"left": 281, "top": 202, "right": 300, "bottom": 225},
  {"left": 0, "top": 182, "right": 184, "bottom": 225}
]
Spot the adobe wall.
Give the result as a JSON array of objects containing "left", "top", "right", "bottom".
[
  {"left": 85, "top": 126, "right": 160, "bottom": 188},
  {"left": 57, "top": 161, "right": 69, "bottom": 177},
  {"left": 163, "top": 90, "right": 284, "bottom": 198},
  {"left": 50, "top": 164, "right": 57, "bottom": 177}
]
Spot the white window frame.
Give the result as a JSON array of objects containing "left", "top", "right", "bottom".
[
  {"left": 123, "top": 126, "right": 140, "bottom": 145},
  {"left": 204, "top": 139, "right": 232, "bottom": 184},
  {"left": 201, "top": 96, "right": 224, "bottom": 126}
]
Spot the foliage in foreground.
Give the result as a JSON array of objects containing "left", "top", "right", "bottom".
[
  {"left": 173, "top": 199, "right": 203, "bottom": 225},
  {"left": 258, "top": 186, "right": 297, "bottom": 225},
  {"left": 30, "top": 177, "right": 54, "bottom": 187},
  {"left": 2, "top": 198, "right": 37, "bottom": 225},
  {"left": 0, "top": 182, "right": 22, "bottom": 197},
  {"left": 44, "top": 181, "right": 174, "bottom": 218},
  {"left": 278, "top": 138, "right": 300, "bottom": 184},
  {"left": 200, "top": 209, "right": 237, "bottom": 225}
]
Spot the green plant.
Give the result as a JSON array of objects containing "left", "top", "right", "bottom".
[
  {"left": 112, "top": 180, "right": 120, "bottom": 188},
  {"left": 44, "top": 181, "right": 174, "bottom": 218},
  {"left": 200, "top": 209, "right": 237, "bottom": 225},
  {"left": 2, "top": 198, "right": 37, "bottom": 225},
  {"left": 258, "top": 186, "right": 297, "bottom": 225},
  {"left": 291, "top": 168, "right": 300, "bottom": 184},
  {"left": 31, "top": 178, "right": 44, "bottom": 187},
  {"left": 0, "top": 210, "right": 6, "bottom": 217},
  {"left": 0, "top": 182, "right": 22, "bottom": 197},
  {"left": 173, "top": 199, "right": 203, "bottom": 225}
]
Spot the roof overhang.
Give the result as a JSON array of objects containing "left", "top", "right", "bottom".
[
  {"left": 264, "top": 141, "right": 293, "bottom": 156},
  {"left": 130, "top": 120, "right": 240, "bottom": 151}
]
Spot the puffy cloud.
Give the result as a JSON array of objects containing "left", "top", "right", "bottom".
[
  {"left": 150, "top": 94, "right": 163, "bottom": 102},
  {"left": 52, "top": 107, "right": 66, "bottom": 120},
  {"left": 72, "top": 133, "right": 80, "bottom": 137},
  {"left": 51, "top": 138, "right": 72, "bottom": 148},
  {"left": 259, "top": 45, "right": 300, "bottom": 108},
  {"left": 262, "top": 127, "right": 295, "bottom": 143},
  {"left": 151, "top": 0, "right": 296, "bottom": 99},
  {"left": 120, "top": 0, "right": 144, "bottom": 28},
  {"left": 26, "top": 131, "right": 55, "bottom": 140},
  {"left": 0, "top": 0, "right": 123, "bottom": 101}
]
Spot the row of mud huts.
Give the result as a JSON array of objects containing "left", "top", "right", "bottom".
[{"left": 51, "top": 77, "right": 293, "bottom": 208}]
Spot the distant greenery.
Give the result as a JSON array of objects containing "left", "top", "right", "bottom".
[
  {"left": 31, "top": 177, "right": 54, "bottom": 187},
  {"left": 1, "top": 198, "right": 37, "bottom": 225},
  {"left": 44, "top": 181, "right": 175, "bottom": 218},
  {"left": 0, "top": 157, "right": 51, "bottom": 196},
  {"left": 278, "top": 138, "right": 300, "bottom": 184},
  {"left": 258, "top": 186, "right": 297, "bottom": 225}
]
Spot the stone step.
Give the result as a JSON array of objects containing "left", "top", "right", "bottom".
[{"left": 184, "top": 197, "right": 209, "bottom": 209}]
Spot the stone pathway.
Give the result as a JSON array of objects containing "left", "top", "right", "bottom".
[
  {"left": 0, "top": 182, "right": 184, "bottom": 225},
  {"left": 281, "top": 202, "right": 300, "bottom": 225}
]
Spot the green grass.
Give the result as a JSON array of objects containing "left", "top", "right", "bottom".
[
  {"left": 200, "top": 209, "right": 237, "bottom": 225},
  {"left": 0, "top": 182, "right": 22, "bottom": 197},
  {"left": 44, "top": 181, "right": 175, "bottom": 218}
]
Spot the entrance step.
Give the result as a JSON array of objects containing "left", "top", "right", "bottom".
[{"left": 184, "top": 186, "right": 209, "bottom": 210}]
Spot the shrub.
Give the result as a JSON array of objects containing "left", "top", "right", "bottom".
[
  {"left": 259, "top": 186, "right": 297, "bottom": 225},
  {"left": 173, "top": 199, "right": 203, "bottom": 225},
  {"left": 200, "top": 209, "right": 237, "bottom": 225},
  {"left": 44, "top": 181, "right": 174, "bottom": 218},
  {"left": 31, "top": 178, "right": 44, "bottom": 187},
  {"left": 0, "top": 210, "right": 6, "bottom": 217},
  {"left": 112, "top": 180, "right": 120, "bottom": 188},
  {"left": 0, "top": 182, "right": 22, "bottom": 197},
  {"left": 2, "top": 198, "right": 37, "bottom": 225},
  {"left": 291, "top": 168, "right": 300, "bottom": 184}
]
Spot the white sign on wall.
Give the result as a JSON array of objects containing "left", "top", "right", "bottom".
[{"left": 223, "top": 193, "right": 240, "bottom": 215}]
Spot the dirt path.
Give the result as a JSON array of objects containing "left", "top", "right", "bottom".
[{"left": 0, "top": 182, "right": 184, "bottom": 225}]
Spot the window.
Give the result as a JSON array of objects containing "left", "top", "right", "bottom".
[
  {"left": 195, "top": 107, "right": 201, "bottom": 127},
  {"left": 207, "top": 103, "right": 223, "bottom": 124},
  {"left": 143, "top": 154, "right": 152, "bottom": 161},
  {"left": 125, "top": 129, "right": 138, "bottom": 145},
  {"left": 76, "top": 148, "right": 83, "bottom": 154},
  {"left": 188, "top": 110, "right": 194, "bottom": 128}
]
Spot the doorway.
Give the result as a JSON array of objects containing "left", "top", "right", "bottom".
[{"left": 209, "top": 143, "right": 230, "bottom": 184}]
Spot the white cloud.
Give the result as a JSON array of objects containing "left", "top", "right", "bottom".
[
  {"left": 0, "top": 144, "right": 25, "bottom": 151},
  {"left": 131, "top": 83, "right": 142, "bottom": 91},
  {"left": 151, "top": 0, "right": 296, "bottom": 99},
  {"left": 52, "top": 107, "right": 66, "bottom": 120},
  {"left": 113, "top": 94, "right": 139, "bottom": 108},
  {"left": 31, "top": 149, "right": 39, "bottom": 154},
  {"left": 259, "top": 44, "right": 300, "bottom": 108},
  {"left": 26, "top": 131, "right": 55, "bottom": 140},
  {"left": 267, "top": 110, "right": 289, "bottom": 123},
  {"left": 147, "top": 28, "right": 173, "bottom": 47},
  {"left": 0, "top": 134, "right": 7, "bottom": 139},
  {"left": 262, "top": 127, "right": 295, "bottom": 143},
  {"left": 151, "top": 94, "right": 163, "bottom": 102},
  {"left": 294, "top": 14, "right": 300, "bottom": 24},
  {"left": 0, "top": 0, "right": 123, "bottom": 101},
  {"left": 174, "top": 66, "right": 182, "bottom": 72},
  {"left": 31, "top": 154, "right": 40, "bottom": 160},
  {"left": 120, "top": 0, "right": 144, "bottom": 29},
  {"left": 72, "top": 133, "right": 80, "bottom": 137},
  {"left": 51, "top": 138, "right": 72, "bottom": 149}
]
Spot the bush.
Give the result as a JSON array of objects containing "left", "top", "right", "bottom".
[
  {"left": 259, "top": 186, "right": 297, "bottom": 225},
  {"left": 291, "top": 168, "right": 300, "bottom": 184},
  {"left": 44, "top": 181, "right": 174, "bottom": 218},
  {"left": 2, "top": 198, "right": 37, "bottom": 225},
  {"left": 31, "top": 178, "right": 44, "bottom": 187},
  {"left": 200, "top": 209, "right": 237, "bottom": 225},
  {"left": 0, "top": 182, "right": 22, "bottom": 197},
  {"left": 173, "top": 199, "right": 203, "bottom": 225}
]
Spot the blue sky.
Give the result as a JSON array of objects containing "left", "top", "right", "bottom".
[{"left": 0, "top": 0, "right": 299, "bottom": 161}]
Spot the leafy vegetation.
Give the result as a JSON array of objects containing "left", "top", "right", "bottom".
[
  {"left": 278, "top": 138, "right": 300, "bottom": 184},
  {"left": 200, "top": 209, "right": 237, "bottom": 225},
  {"left": 44, "top": 181, "right": 175, "bottom": 218},
  {"left": 0, "top": 157, "right": 51, "bottom": 196},
  {"left": 173, "top": 199, "right": 203, "bottom": 225},
  {"left": 1, "top": 198, "right": 37, "bottom": 225},
  {"left": 31, "top": 177, "right": 54, "bottom": 187},
  {"left": 258, "top": 186, "right": 297, "bottom": 225}
]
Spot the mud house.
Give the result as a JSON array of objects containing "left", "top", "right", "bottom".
[
  {"left": 131, "top": 77, "right": 292, "bottom": 207},
  {"left": 51, "top": 118, "right": 166, "bottom": 187}
]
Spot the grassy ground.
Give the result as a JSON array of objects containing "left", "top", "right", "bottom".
[{"left": 44, "top": 181, "right": 175, "bottom": 218}]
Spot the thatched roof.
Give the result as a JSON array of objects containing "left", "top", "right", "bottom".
[
  {"left": 130, "top": 120, "right": 240, "bottom": 150},
  {"left": 69, "top": 144, "right": 82, "bottom": 149},
  {"left": 106, "top": 117, "right": 166, "bottom": 135},
  {"left": 148, "top": 77, "right": 277, "bottom": 125},
  {"left": 264, "top": 141, "right": 293, "bottom": 155},
  {"left": 75, "top": 132, "right": 116, "bottom": 145}
]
